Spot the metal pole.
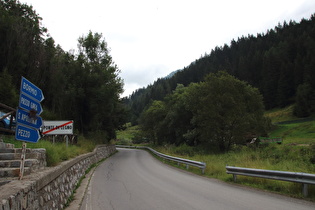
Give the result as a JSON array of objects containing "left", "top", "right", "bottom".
[
  {"left": 302, "top": 184, "right": 308, "bottom": 197},
  {"left": 19, "top": 142, "right": 26, "bottom": 180},
  {"left": 233, "top": 174, "right": 237, "bottom": 182},
  {"left": 66, "top": 135, "right": 69, "bottom": 148}
]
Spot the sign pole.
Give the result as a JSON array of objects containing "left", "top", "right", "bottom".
[
  {"left": 65, "top": 135, "right": 69, "bottom": 148},
  {"left": 19, "top": 142, "right": 26, "bottom": 180}
]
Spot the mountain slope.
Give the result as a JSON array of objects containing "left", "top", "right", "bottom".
[{"left": 127, "top": 15, "right": 315, "bottom": 123}]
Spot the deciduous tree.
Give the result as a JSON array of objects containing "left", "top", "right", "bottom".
[{"left": 185, "top": 71, "right": 270, "bottom": 152}]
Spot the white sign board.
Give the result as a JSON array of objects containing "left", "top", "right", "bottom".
[{"left": 42, "top": 120, "right": 73, "bottom": 135}]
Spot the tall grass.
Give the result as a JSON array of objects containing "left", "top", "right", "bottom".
[
  {"left": 265, "top": 105, "right": 297, "bottom": 123},
  {"left": 116, "top": 125, "right": 140, "bottom": 145},
  {"left": 2, "top": 135, "right": 96, "bottom": 166}
]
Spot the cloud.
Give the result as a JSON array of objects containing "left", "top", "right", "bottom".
[
  {"left": 120, "top": 64, "right": 169, "bottom": 97},
  {"left": 120, "top": 63, "right": 168, "bottom": 83},
  {"left": 22, "top": 0, "right": 315, "bottom": 98}
]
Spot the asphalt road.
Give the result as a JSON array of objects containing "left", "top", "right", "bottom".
[{"left": 81, "top": 148, "right": 315, "bottom": 210}]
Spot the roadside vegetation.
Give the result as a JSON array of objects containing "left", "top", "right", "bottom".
[
  {"left": 116, "top": 123, "right": 140, "bottom": 145},
  {"left": 2, "top": 135, "right": 97, "bottom": 166}
]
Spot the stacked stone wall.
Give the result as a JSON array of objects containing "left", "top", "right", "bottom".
[{"left": 0, "top": 145, "right": 116, "bottom": 210}]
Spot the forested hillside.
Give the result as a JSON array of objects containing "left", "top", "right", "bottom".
[
  {"left": 0, "top": 0, "right": 127, "bottom": 140},
  {"left": 127, "top": 15, "right": 315, "bottom": 124}
]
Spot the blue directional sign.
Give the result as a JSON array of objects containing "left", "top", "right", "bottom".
[
  {"left": 15, "top": 124, "right": 41, "bottom": 143},
  {"left": 19, "top": 92, "right": 43, "bottom": 115},
  {"left": 16, "top": 77, "right": 44, "bottom": 143},
  {"left": 20, "top": 77, "right": 44, "bottom": 102},
  {"left": 16, "top": 108, "right": 43, "bottom": 130}
]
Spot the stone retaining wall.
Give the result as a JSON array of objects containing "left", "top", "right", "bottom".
[
  {"left": 0, "top": 145, "right": 116, "bottom": 210},
  {"left": 0, "top": 141, "right": 47, "bottom": 177}
]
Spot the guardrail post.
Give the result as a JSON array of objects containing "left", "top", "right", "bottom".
[
  {"left": 233, "top": 174, "right": 237, "bottom": 182},
  {"left": 186, "top": 164, "right": 189, "bottom": 170},
  {"left": 302, "top": 184, "right": 308, "bottom": 197}
]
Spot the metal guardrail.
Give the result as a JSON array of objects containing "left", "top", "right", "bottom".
[
  {"left": 116, "top": 145, "right": 206, "bottom": 174},
  {"left": 226, "top": 165, "right": 315, "bottom": 197}
]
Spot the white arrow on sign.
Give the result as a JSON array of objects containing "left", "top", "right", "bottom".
[
  {"left": 16, "top": 108, "right": 43, "bottom": 130},
  {"left": 15, "top": 124, "right": 40, "bottom": 143},
  {"left": 19, "top": 93, "right": 43, "bottom": 115},
  {"left": 20, "top": 77, "right": 44, "bottom": 102}
]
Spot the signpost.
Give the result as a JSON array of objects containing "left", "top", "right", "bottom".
[
  {"left": 42, "top": 120, "right": 74, "bottom": 135},
  {"left": 15, "top": 124, "right": 41, "bottom": 143},
  {"left": 19, "top": 93, "right": 43, "bottom": 115},
  {"left": 42, "top": 120, "right": 74, "bottom": 147},
  {"left": 15, "top": 77, "right": 44, "bottom": 180},
  {"left": 20, "top": 77, "right": 44, "bottom": 102},
  {"left": 16, "top": 108, "right": 43, "bottom": 130}
]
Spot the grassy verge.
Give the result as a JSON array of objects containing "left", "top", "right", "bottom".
[
  {"left": 152, "top": 143, "right": 315, "bottom": 200},
  {"left": 2, "top": 135, "right": 96, "bottom": 166}
]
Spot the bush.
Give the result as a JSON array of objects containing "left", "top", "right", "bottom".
[{"left": 173, "top": 144, "right": 196, "bottom": 157}]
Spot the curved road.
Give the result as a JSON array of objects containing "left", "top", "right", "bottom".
[{"left": 81, "top": 148, "right": 315, "bottom": 210}]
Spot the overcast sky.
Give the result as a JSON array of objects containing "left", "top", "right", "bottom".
[{"left": 21, "top": 0, "right": 315, "bottom": 97}]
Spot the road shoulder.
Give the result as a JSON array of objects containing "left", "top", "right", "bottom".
[{"left": 66, "top": 166, "right": 96, "bottom": 210}]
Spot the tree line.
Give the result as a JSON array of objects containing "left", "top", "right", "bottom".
[
  {"left": 126, "top": 14, "right": 315, "bottom": 124},
  {"left": 140, "top": 72, "right": 271, "bottom": 152},
  {"left": 0, "top": 0, "right": 127, "bottom": 141}
]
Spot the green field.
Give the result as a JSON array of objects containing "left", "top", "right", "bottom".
[{"left": 266, "top": 105, "right": 315, "bottom": 145}]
